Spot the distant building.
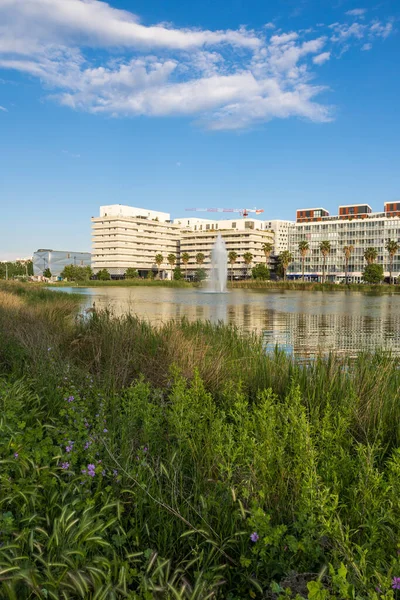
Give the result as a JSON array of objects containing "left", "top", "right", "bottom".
[
  {"left": 33, "top": 249, "right": 91, "bottom": 277},
  {"left": 288, "top": 202, "right": 400, "bottom": 282}
]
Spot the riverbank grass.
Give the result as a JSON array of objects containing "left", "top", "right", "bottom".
[{"left": 0, "top": 282, "right": 400, "bottom": 598}]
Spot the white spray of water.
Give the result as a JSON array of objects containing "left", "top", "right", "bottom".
[{"left": 207, "top": 233, "right": 228, "bottom": 293}]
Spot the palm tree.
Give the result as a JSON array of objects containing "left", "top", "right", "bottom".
[
  {"left": 320, "top": 240, "right": 331, "bottom": 283},
  {"left": 228, "top": 251, "right": 238, "bottom": 282},
  {"left": 386, "top": 240, "right": 399, "bottom": 284},
  {"left": 343, "top": 245, "right": 354, "bottom": 285},
  {"left": 364, "top": 247, "right": 378, "bottom": 265},
  {"left": 181, "top": 252, "right": 190, "bottom": 280},
  {"left": 262, "top": 242, "right": 273, "bottom": 267},
  {"left": 196, "top": 252, "right": 205, "bottom": 267},
  {"left": 167, "top": 253, "right": 176, "bottom": 280},
  {"left": 298, "top": 240, "right": 309, "bottom": 282},
  {"left": 279, "top": 250, "right": 293, "bottom": 281},
  {"left": 155, "top": 253, "right": 163, "bottom": 279},
  {"left": 243, "top": 252, "right": 253, "bottom": 279}
]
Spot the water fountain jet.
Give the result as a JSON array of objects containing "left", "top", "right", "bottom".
[{"left": 207, "top": 234, "right": 228, "bottom": 293}]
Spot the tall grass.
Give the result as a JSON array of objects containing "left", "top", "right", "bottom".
[
  {"left": 0, "top": 283, "right": 400, "bottom": 598},
  {"left": 230, "top": 279, "right": 400, "bottom": 293}
]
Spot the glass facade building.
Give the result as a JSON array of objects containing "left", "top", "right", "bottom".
[{"left": 33, "top": 249, "right": 91, "bottom": 277}]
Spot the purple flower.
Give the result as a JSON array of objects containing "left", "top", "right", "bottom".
[
  {"left": 14, "top": 452, "right": 19, "bottom": 459},
  {"left": 61, "top": 462, "right": 69, "bottom": 470},
  {"left": 81, "top": 469, "right": 87, "bottom": 474},
  {"left": 65, "top": 445, "right": 73, "bottom": 453},
  {"left": 103, "top": 428, "right": 108, "bottom": 433},
  {"left": 48, "top": 347, "right": 52, "bottom": 351},
  {"left": 102, "top": 470, "right": 106, "bottom": 476},
  {"left": 143, "top": 446, "right": 148, "bottom": 453},
  {"left": 113, "top": 469, "right": 118, "bottom": 477},
  {"left": 250, "top": 532, "right": 259, "bottom": 543},
  {"left": 87, "top": 463, "right": 96, "bottom": 477},
  {"left": 67, "top": 396, "right": 74, "bottom": 403},
  {"left": 392, "top": 577, "right": 400, "bottom": 590},
  {"left": 84, "top": 441, "right": 91, "bottom": 450}
]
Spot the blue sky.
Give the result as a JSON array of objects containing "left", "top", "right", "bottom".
[{"left": 0, "top": 0, "right": 399, "bottom": 259}]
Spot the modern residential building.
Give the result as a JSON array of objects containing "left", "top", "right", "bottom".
[
  {"left": 177, "top": 218, "right": 275, "bottom": 279},
  {"left": 91, "top": 205, "right": 292, "bottom": 279},
  {"left": 33, "top": 249, "right": 91, "bottom": 277},
  {"left": 288, "top": 202, "right": 400, "bottom": 282},
  {"left": 91, "top": 205, "right": 181, "bottom": 277}
]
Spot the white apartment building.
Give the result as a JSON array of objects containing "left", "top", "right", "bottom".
[
  {"left": 92, "top": 205, "right": 181, "bottom": 277},
  {"left": 91, "top": 205, "right": 291, "bottom": 279},
  {"left": 288, "top": 202, "right": 400, "bottom": 282},
  {"left": 178, "top": 219, "right": 275, "bottom": 279}
]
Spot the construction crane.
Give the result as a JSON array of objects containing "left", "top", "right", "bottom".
[{"left": 185, "top": 207, "right": 264, "bottom": 218}]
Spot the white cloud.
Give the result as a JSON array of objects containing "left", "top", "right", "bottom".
[
  {"left": 361, "top": 43, "right": 372, "bottom": 51},
  {"left": 0, "top": 0, "right": 394, "bottom": 130},
  {"left": 62, "top": 150, "right": 80, "bottom": 158},
  {"left": 346, "top": 9, "right": 367, "bottom": 17},
  {"left": 0, "top": 105, "right": 7, "bottom": 111},
  {"left": 313, "top": 52, "right": 331, "bottom": 65}
]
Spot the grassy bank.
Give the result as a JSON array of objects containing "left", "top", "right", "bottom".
[
  {"left": 230, "top": 280, "right": 400, "bottom": 293},
  {"left": 1, "top": 282, "right": 400, "bottom": 598},
  {"left": 49, "top": 278, "right": 194, "bottom": 288}
]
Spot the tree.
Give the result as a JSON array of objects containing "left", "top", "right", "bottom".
[
  {"left": 155, "top": 254, "right": 164, "bottom": 279},
  {"left": 252, "top": 263, "right": 270, "bottom": 280},
  {"left": 125, "top": 267, "right": 139, "bottom": 279},
  {"left": 243, "top": 252, "right": 253, "bottom": 279},
  {"left": 196, "top": 253, "right": 205, "bottom": 267},
  {"left": 167, "top": 253, "right": 176, "bottom": 280},
  {"left": 279, "top": 251, "right": 293, "bottom": 281},
  {"left": 363, "top": 263, "right": 384, "bottom": 284},
  {"left": 173, "top": 267, "right": 183, "bottom": 281},
  {"left": 194, "top": 268, "right": 207, "bottom": 283},
  {"left": 364, "top": 247, "right": 378, "bottom": 265},
  {"left": 43, "top": 268, "right": 52, "bottom": 279},
  {"left": 343, "top": 245, "right": 354, "bottom": 285},
  {"left": 228, "top": 251, "right": 238, "bottom": 282},
  {"left": 97, "top": 268, "right": 111, "bottom": 280},
  {"left": 262, "top": 242, "right": 273, "bottom": 267},
  {"left": 181, "top": 252, "right": 190, "bottom": 280},
  {"left": 61, "top": 265, "right": 92, "bottom": 282},
  {"left": 320, "top": 240, "right": 331, "bottom": 283},
  {"left": 386, "top": 240, "right": 399, "bottom": 284},
  {"left": 298, "top": 240, "right": 309, "bottom": 282}
]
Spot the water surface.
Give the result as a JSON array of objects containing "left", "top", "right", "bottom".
[{"left": 51, "top": 286, "right": 400, "bottom": 358}]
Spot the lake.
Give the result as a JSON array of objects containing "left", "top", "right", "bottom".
[{"left": 51, "top": 286, "right": 400, "bottom": 358}]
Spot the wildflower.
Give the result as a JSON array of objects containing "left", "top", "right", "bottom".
[
  {"left": 250, "top": 532, "right": 259, "bottom": 543},
  {"left": 113, "top": 469, "right": 118, "bottom": 477},
  {"left": 48, "top": 347, "right": 52, "bottom": 351},
  {"left": 67, "top": 396, "right": 74, "bottom": 402},
  {"left": 61, "top": 462, "right": 69, "bottom": 470},
  {"left": 65, "top": 445, "right": 73, "bottom": 453},
  {"left": 143, "top": 446, "right": 148, "bottom": 453},
  {"left": 392, "top": 577, "right": 400, "bottom": 590},
  {"left": 102, "top": 470, "right": 106, "bottom": 476},
  {"left": 87, "top": 463, "right": 96, "bottom": 477},
  {"left": 81, "top": 469, "right": 87, "bottom": 474},
  {"left": 103, "top": 428, "right": 108, "bottom": 433},
  {"left": 84, "top": 441, "right": 91, "bottom": 450},
  {"left": 14, "top": 452, "right": 19, "bottom": 459}
]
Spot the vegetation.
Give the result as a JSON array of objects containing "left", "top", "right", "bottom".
[
  {"left": 343, "top": 245, "right": 354, "bottom": 285},
  {"left": 194, "top": 267, "right": 207, "bottom": 282},
  {"left": 181, "top": 252, "right": 190, "bottom": 280},
  {"left": 319, "top": 241, "right": 331, "bottom": 283},
  {"left": 173, "top": 267, "right": 183, "bottom": 281},
  {"left": 386, "top": 240, "right": 399, "bottom": 285},
  {"left": 167, "top": 253, "right": 177, "bottom": 280},
  {"left": 125, "top": 267, "right": 139, "bottom": 279},
  {"left": 96, "top": 268, "right": 111, "bottom": 281},
  {"left": 43, "top": 267, "right": 52, "bottom": 279},
  {"left": 363, "top": 263, "right": 384, "bottom": 284},
  {"left": 279, "top": 250, "right": 293, "bottom": 281},
  {"left": 0, "top": 260, "right": 33, "bottom": 279},
  {"left": 228, "top": 251, "right": 238, "bottom": 282},
  {"left": 243, "top": 251, "right": 253, "bottom": 279},
  {"left": 155, "top": 254, "right": 164, "bottom": 279},
  {"left": 1, "top": 283, "right": 400, "bottom": 598},
  {"left": 364, "top": 247, "right": 378, "bottom": 265},
  {"left": 262, "top": 242, "right": 273, "bottom": 267},
  {"left": 195, "top": 252, "right": 205, "bottom": 267},
  {"left": 251, "top": 263, "right": 270, "bottom": 280},
  {"left": 298, "top": 241, "right": 309, "bottom": 282},
  {"left": 61, "top": 264, "right": 93, "bottom": 282}
]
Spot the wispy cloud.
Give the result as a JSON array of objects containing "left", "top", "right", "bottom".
[
  {"left": 0, "top": 105, "right": 8, "bottom": 112},
  {"left": 346, "top": 9, "right": 367, "bottom": 17},
  {"left": 62, "top": 150, "right": 80, "bottom": 158},
  {"left": 0, "top": 0, "right": 394, "bottom": 130},
  {"left": 313, "top": 52, "right": 331, "bottom": 65},
  {"left": 361, "top": 42, "right": 372, "bottom": 51}
]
